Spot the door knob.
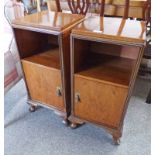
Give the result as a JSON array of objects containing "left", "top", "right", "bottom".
[
  {"left": 56, "top": 87, "right": 62, "bottom": 97},
  {"left": 75, "top": 93, "right": 81, "bottom": 103}
]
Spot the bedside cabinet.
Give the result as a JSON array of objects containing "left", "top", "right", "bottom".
[
  {"left": 12, "top": 11, "right": 84, "bottom": 123},
  {"left": 69, "top": 16, "right": 146, "bottom": 144}
]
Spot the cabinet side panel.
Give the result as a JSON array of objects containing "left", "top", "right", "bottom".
[
  {"left": 59, "top": 32, "right": 72, "bottom": 116},
  {"left": 73, "top": 39, "right": 90, "bottom": 73}
]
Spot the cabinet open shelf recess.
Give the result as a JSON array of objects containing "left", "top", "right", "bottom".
[
  {"left": 22, "top": 47, "right": 60, "bottom": 70},
  {"left": 75, "top": 52, "right": 136, "bottom": 88}
]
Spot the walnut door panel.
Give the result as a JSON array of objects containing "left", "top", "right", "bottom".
[
  {"left": 74, "top": 76, "right": 128, "bottom": 128},
  {"left": 22, "top": 61, "right": 64, "bottom": 111}
]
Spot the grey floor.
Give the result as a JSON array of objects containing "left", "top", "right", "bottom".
[{"left": 4, "top": 77, "right": 151, "bottom": 155}]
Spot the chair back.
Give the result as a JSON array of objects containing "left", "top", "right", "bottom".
[
  {"left": 66, "top": 0, "right": 129, "bottom": 17},
  {"left": 67, "top": 0, "right": 90, "bottom": 15}
]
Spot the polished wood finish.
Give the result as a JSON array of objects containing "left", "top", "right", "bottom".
[
  {"left": 12, "top": 11, "right": 84, "bottom": 32},
  {"left": 70, "top": 15, "right": 146, "bottom": 144},
  {"left": 22, "top": 57, "right": 64, "bottom": 111},
  {"left": 12, "top": 11, "right": 85, "bottom": 121},
  {"left": 74, "top": 76, "right": 128, "bottom": 128},
  {"left": 72, "top": 16, "right": 146, "bottom": 44}
]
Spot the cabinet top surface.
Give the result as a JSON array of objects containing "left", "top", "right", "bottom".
[
  {"left": 12, "top": 11, "right": 84, "bottom": 32},
  {"left": 72, "top": 15, "right": 146, "bottom": 44}
]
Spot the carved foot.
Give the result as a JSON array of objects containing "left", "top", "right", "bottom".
[
  {"left": 70, "top": 122, "right": 78, "bottom": 129},
  {"left": 62, "top": 118, "right": 69, "bottom": 126},
  {"left": 68, "top": 116, "right": 85, "bottom": 129},
  {"left": 113, "top": 136, "right": 121, "bottom": 145},
  {"left": 112, "top": 129, "right": 122, "bottom": 145},
  {"left": 29, "top": 105, "right": 36, "bottom": 112}
]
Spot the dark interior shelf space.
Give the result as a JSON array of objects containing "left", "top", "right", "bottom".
[
  {"left": 22, "top": 47, "right": 60, "bottom": 70},
  {"left": 75, "top": 52, "right": 136, "bottom": 87}
]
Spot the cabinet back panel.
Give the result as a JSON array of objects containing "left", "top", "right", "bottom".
[
  {"left": 90, "top": 42, "right": 140, "bottom": 60},
  {"left": 48, "top": 35, "right": 59, "bottom": 45}
]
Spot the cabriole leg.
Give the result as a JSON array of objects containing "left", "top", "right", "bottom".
[
  {"left": 62, "top": 118, "right": 69, "bottom": 126},
  {"left": 70, "top": 122, "right": 78, "bottom": 129},
  {"left": 112, "top": 130, "right": 122, "bottom": 145},
  {"left": 113, "top": 136, "right": 121, "bottom": 145},
  {"left": 29, "top": 104, "right": 36, "bottom": 112}
]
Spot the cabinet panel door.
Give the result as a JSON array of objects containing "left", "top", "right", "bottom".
[
  {"left": 74, "top": 76, "right": 128, "bottom": 128},
  {"left": 22, "top": 61, "right": 64, "bottom": 111}
]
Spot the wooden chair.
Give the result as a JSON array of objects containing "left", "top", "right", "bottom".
[
  {"left": 54, "top": 0, "right": 129, "bottom": 17},
  {"left": 67, "top": 0, "right": 91, "bottom": 15},
  {"left": 66, "top": 0, "right": 111, "bottom": 16}
]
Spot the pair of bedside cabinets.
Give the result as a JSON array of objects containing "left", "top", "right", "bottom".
[{"left": 12, "top": 11, "right": 146, "bottom": 144}]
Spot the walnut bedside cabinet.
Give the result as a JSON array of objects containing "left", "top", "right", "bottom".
[
  {"left": 11, "top": 11, "right": 84, "bottom": 124},
  {"left": 69, "top": 15, "right": 146, "bottom": 144}
]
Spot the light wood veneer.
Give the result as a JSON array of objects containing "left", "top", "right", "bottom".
[
  {"left": 69, "top": 15, "right": 146, "bottom": 144},
  {"left": 12, "top": 11, "right": 85, "bottom": 122},
  {"left": 72, "top": 16, "right": 146, "bottom": 44}
]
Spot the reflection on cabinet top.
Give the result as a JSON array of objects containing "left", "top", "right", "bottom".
[
  {"left": 72, "top": 16, "right": 146, "bottom": 45},
  {"left": 12, "top": 11, "right": 84, "bottom": 33}
]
